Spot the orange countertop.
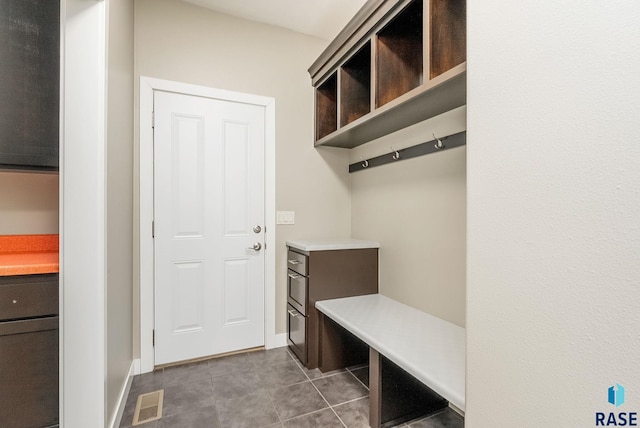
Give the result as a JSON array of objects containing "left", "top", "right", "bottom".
[{"left": 0, "top": 234, "right": 59, "bottom": 276}]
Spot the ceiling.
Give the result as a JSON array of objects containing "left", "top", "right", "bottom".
[{"left": 181, "top": 0, "right": 368, "bottom": 40}]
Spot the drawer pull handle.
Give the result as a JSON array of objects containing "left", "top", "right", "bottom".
[
  {"left": 288, "top": 273, "right": 302, "bottom": 280},
  {"left": 12, "top": 300, "right": 18, "bottom": 304},
  {"left": 288, "top": 259, "right": 302, "bottom": 265},
  {"left": 288, "top": 309, "right": 300, "bottom": 318}
]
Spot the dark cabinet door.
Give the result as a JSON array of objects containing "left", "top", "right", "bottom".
[
  {"left": 0, "top": 317, "right": 59, "bottom": 428},
  {"left": 0, "top": 0, "right": 60, "bottom": 170}
]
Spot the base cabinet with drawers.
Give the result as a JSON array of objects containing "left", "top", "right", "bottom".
[
  {"left": 286, "top": 240, "right": 379, "bottom": 370},
  {"left": 0, "top": 273, "right": 59, "bottom": 428}
]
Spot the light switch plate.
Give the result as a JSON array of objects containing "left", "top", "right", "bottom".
[{"left": 276, "top": 211, "right": 295, "bottom": 225}]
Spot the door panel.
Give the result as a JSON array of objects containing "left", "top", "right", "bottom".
[
  {"left": 223, "top": 122, "right": 250, "bottom": 235},
  {"left": 171, "top": 114, "right": 205, "bottom": 238},
  {"left": 154, "top": 90, "right": 265, "bottom": 365},
  {"left": 171, "top": 261, "right": 204, "bottom": 333},
  {"left": 223, "top": 258, "right": 251, "bottom": 324}
]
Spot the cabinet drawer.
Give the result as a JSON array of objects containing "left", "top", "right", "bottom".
[
  {"left": 287, "top": 304, "right": 307, "bottom": 364},
  {"left": 0, "top": 275, "right": 58, "bottom": 321},
  {"left": 287, "top": 250, "right": 308, "bottom": 275},
  {"left": 287, "top": 269, "right": 307, "bottom": 316}
]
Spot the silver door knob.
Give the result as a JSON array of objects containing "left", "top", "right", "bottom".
[
  {"left": 253, "top": 225, "right": 262, "bottom": 233},
  {"left": 248, "top": 242, "right": 262, "bottom": 251}
]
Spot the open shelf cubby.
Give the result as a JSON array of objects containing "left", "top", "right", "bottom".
[
  {"left": 430, "top": 0, "right": 466, "bottom": 79},
  {"left": 309, "top": 0, "right": 467, "bottom": 148},
  {"left": 340, "top": 41, "right": 372, "bottom": 127},
  {"left": 315, "top": 72, "right": 338, "bottom": 141},
  {"left": 376, "top": 0, "right": 423, "bottom": 108}
]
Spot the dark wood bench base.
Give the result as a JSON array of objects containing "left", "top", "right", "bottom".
[
  {"left": 319, "top": 313, "right": 450, "bottom": 427},
  {"left": 370, "top": 348, "right": 449, "bottom": 428}
]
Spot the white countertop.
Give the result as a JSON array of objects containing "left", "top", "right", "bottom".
[
  {"left": 286, "top": 238, "right": 380, "bottom": 252},
  {"left": 315, "top": 294, "right": 465, "bottom": 411}
]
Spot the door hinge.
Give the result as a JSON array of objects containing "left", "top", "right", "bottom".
[
  {"left": 152, "top": 329, "right": 155, "bottom": 347},
  {"left": 152, "top": 220, "right": 155, "bottom": 238},
  {"left": 152, "top": 111, "right": 155, "bottom": 128}
]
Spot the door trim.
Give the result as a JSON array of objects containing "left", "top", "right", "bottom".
[{"left": 138, "top": 76, "right": 276, "bottom": 373}]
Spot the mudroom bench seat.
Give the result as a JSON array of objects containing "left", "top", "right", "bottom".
[{"left": 316, "top": 294, "right": 465, "bottom": 427}]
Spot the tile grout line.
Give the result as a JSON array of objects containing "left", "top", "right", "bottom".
[
  {"left": 264, "top": 387, "right": 286, "bottom": 426},
  {"left": 330, "top": 395, "right": 369, "bottom": 409},
  {"left": 307, "top": 376, "right": 347, "bottom": 428},
  {"left": 330, "top": 406, "right": 349, "bottom": 428},
  {"left": 268, "top": 350, "right": 330, "bottom": 426},
  {"left": 286, "top": 347, "right": 371, "bottom": 428},
  {"left": 346, "top": 367, "right": 370, "bottom": 391}
]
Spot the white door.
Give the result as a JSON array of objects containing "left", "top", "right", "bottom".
[{"left": 153, "top": 90, "right": 265, "bottom": 366}]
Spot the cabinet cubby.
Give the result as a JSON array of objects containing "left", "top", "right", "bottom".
[
  {"left": 430, "top": 0, "right": 466, "bottom": 79},
  {"left": 340, "top": 41, "right": 372, "bottom": 127},
  {"left": 376, "top": 0, "right": 423, "bottom": 108},
  {"left": 309, "top": 0, "right": 467, "bottom": 148},
  {"left": 315, "top": 72, "right": 338, "bottom": 141}
]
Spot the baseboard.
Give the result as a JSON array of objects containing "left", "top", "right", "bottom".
[
  {"left": 449, "top": 402, "right": 465, "bottom": 417},
  {"left": 272, "top": 333, "right": 287, "bottom": 348},
  {"left": 108, "top": 359, "right": 140, "bottom": 428}
]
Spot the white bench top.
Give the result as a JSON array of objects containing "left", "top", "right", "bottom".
[{"left": 315, "top": 294, "right": 465, "bottom": 411}]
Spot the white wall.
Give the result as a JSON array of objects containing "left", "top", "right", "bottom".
[
  {"left": 133, "top": 0, "right": 351, "bottom": 353},
  {"left": 350, "top": 107, "right": 466, "bottom": 326},
  {"left": 0, "top": 171, "right": 59, "bottom": 234},
  {"left": 467, "top": 2, "right": 640, "bottom": 426},
  {"left": 106, "top": 0, "right": 134, "bottom": 425}
]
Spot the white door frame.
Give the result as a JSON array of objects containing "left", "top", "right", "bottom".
[{"left": 139, "top": 76, "right": 276, "bottom": 373}]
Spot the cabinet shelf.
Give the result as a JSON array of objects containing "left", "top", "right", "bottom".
[{"left": 309, "top": 0, "right": 466, "bottom": 149}]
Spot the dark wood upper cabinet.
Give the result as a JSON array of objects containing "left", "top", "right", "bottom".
[
  {"left": 309, "top": 0, "right": 466, "bottom": 149},
  {"left": 0, "top": 0, "right": 60, "bottom": 171}
]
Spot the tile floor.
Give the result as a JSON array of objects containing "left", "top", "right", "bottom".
[{"left": 119, "top": 347, "right": 463, "bottom": 428}]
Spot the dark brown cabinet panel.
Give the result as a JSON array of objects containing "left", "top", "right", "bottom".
[
  {"left": 286, "top": 247, "right": 378, "bottom": 370},
  {"left": 0, "top": 0, "right": 60, "bottom": 170}
]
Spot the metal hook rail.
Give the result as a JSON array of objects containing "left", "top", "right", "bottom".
[{"left": 349, "top": 131, "right": 466, "bottom": 173}]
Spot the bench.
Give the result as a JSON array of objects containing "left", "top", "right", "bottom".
[{"left": 315, "top": 294, "right": 465, "bottom": 427}]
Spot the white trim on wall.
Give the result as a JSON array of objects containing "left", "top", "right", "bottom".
[
  {"left": 108, "top": 359, "right": 139, "bottom": 428},
  {"left": 138, "top": 76, "right": 277, "bottom": 373},
  {"left": 60, "top": 0, "right": 107, "bottom": 425}
]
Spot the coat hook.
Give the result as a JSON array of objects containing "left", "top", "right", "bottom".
[
  {"left": 433, "top": 133, "right": 445, "bottom": 150},
  {"left": 391, "top": 147, "right": 400, "bottom": 160},
  {"left": 360, "top": 157, "right": 369, "bottom": 168}
]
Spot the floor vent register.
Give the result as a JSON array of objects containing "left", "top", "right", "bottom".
[{"left": 132, "top": 389, "right": 164, "bottom": 426}]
